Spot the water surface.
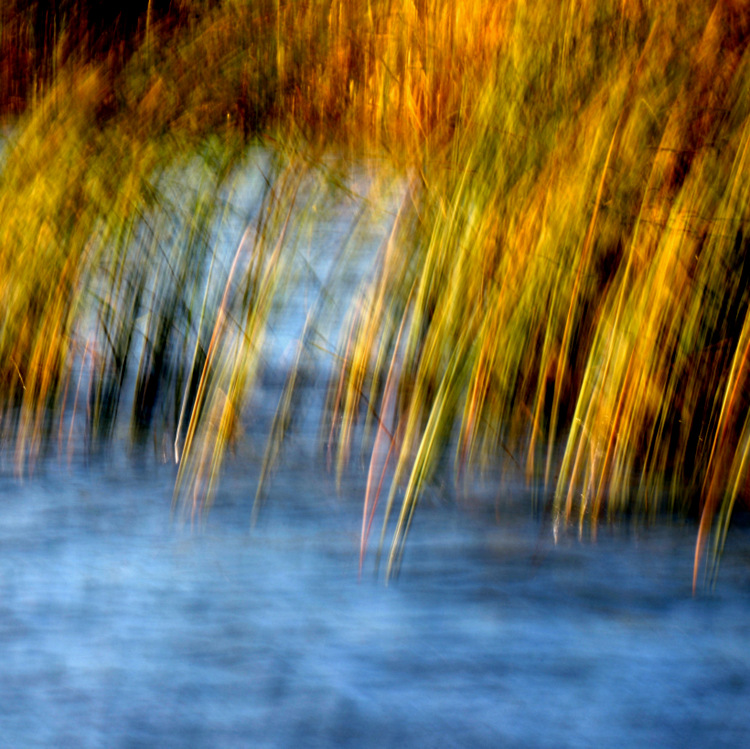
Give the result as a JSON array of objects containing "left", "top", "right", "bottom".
[
  {"left": 1, "top": 448, "right": 749, "bottom": 748},
  {"left": 2, "top": 154, "right": 749, "bottom": 748}
]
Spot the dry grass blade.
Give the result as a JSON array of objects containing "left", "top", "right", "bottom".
[{"left": 1, "top": 0, "right": 748, "bottom": 586}]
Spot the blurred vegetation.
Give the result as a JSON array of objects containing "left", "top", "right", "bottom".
[{"left": 0, "top": 0, "right": 749, "bottom": 586}]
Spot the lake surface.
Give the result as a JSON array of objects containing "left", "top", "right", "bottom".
[
  {"left": 2, "top": 154, "right": 749, "bottom": 747},
  {"left": 1, "top": 443, "right": 749, "bottom": 749}
]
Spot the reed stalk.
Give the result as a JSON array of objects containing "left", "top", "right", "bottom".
[{"left": 0, "top": 0, "right": 748, "bottom": 585}]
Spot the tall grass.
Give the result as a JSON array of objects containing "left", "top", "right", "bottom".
[{"left": 1, "top": 0, "right": 748, "bottom": 586}]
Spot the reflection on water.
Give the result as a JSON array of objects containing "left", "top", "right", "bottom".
[
  {"left": 1, "top": 448, "right": 749, "bottom": 749},
  {"left": 1, "top": 156, "right": 749, "bottom": 747}
]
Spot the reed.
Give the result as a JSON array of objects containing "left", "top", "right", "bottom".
[{"left": 0, "top": 0, "right": 748, "bottom": 586}]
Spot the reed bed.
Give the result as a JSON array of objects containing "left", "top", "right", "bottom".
[{"left": 0, "top": 0, "right": 748, "bottom": 586}]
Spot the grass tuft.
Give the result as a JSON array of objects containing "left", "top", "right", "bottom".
[{"left": 1, "top": 0, "right": 748, "bottom": 585}]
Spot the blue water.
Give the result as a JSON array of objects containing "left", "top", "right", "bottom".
[
  {"left": 2, "top": 155, "right": 749, "bottom": 747},
  {"left": 1, "top": 446, "right": 749, "bottom": 748}
]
